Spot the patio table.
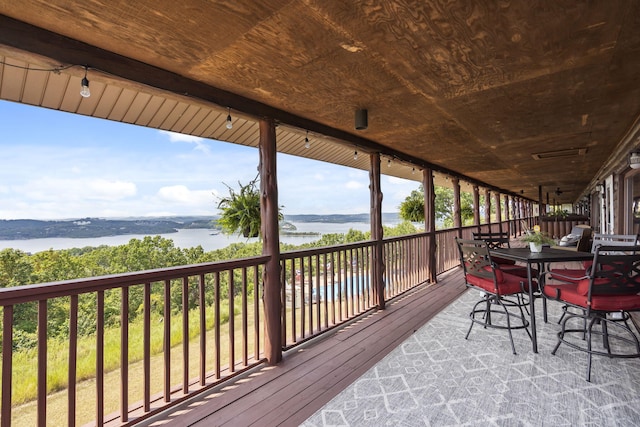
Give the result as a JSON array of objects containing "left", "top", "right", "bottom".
[{"left": 490, "top": 246, "right": 593, "bottom": 353}]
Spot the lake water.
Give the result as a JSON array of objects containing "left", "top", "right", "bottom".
[{"left": 0, "top": 222, "right": 384, "bottom": 253}]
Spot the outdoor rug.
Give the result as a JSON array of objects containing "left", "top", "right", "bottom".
[{"left": 301, "top": 289, "right": 640, "bottom": 426}]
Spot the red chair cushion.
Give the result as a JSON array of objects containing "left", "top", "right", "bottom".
[
  {"left": 466, "top": 270, "right": 525, "bottom": 295},
  {"left": 544, "top": 282, "right": 640, "bottom": 311}
]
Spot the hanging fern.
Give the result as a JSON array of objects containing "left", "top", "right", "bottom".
[{"left": 217, "top": 177, "right": 262, "bottom": 238}]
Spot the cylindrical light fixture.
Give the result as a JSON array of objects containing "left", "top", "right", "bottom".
[
  {"left": 355, "top": 109, "right": 368, "bottom": 130},
  {"left": 630, "top": 152, "right": 640, "bottom": 169}
]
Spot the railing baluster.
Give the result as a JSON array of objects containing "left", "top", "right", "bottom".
[
  {"left": 163, "top": 280, "right": 171, "bottom": 402},
  {"left": 214, "top": 271, "right": 221, "bottom": 379},
  {"left": 337, "top": 250, "right": 343, "bottom": 322},
  {"left": 242, "top": 267, "right": 248, "bottom": 366},
  {"left": 330, "top": 252, "right": 336, "bottom": 326},
  {"left": 300, "top": 257, "right": 305, "bottom": 339},
  {"left": 199, "top": 273, "right": 206, "bottom": 386},
  {"left": 68, "top": 296, "right": 77, "bottom": 427},
  {"left": 37, "top": 300, "right": 47, "bottom": 427},
  {"left": 322, "top": 253, "right": 328, "bottom": 329},
  {"left": 143, "top": 283, "right": 151, "bottom": 412},
  {"left": 254, "top": 266, "right": 260, "bottom": 361},
  {"left": 182, "top": 276, "right": 189, "bottom": 393},
  {"left": 96, "top": 291, "right": 104, "bottom": 426},
  {"left": 228, "top": 269, "right": 235, "bottom": 373},
  {"left": 290, "top": 258, "right": 296, "bottom": 345},
  {"left": 120, "top": 287, "right": 129, "bottom": 422},
  {"left": 2, "top": 305, "right": 13, "bottom": 427}
]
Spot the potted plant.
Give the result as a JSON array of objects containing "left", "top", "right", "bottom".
[
  {"left": 217, "top": 176, "right": 284, "bottom": 238},
  {"left": 520, "top": 225, "right": 555, "bottom": 252}
]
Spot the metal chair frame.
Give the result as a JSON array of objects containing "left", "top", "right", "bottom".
[
  {"left": 549, "top": 244, "right": 640, "bottom": 381},
  {"left": 456, "top": 238, "right": 532, "bottom": 354}
]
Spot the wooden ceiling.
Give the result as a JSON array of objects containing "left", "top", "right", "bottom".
[{"left": 1, "top": 1, "right": 640, "bottom": 203}]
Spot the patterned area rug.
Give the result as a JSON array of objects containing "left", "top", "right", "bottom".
[{"left": 302, "top": 289, "right": 640, "bottom": 426}]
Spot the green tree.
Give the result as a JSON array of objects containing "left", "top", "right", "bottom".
[{"left": 399, "top": 185, "right": 475, "bottom": 228}]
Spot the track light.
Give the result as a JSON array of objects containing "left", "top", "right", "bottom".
[
  {"left": 80, "top": 66, "right": 90, "bottom": 98},
  {"left": 304, "top": 131, "right": 310, "bottom": 149}
]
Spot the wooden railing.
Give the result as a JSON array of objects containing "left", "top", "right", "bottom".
[
  {"left": 280, "top": 241, "right": 376, "bottom": 349},
  {"left": 0, "top": 257, "right": 269, "bottom": 427},
  {"left": 0, "top": 217, "right": 536, "bottom": 426}
]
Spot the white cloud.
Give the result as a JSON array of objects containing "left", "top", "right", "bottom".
[
  {"left": 157, "top": 185, "right": 217, "bottom": 206},
  {"left": 159, "top": 130, "right": 211, "bottom": 154},
  {"left": 345, "top": 180, "right": 365, "bottom": 190},
  {"left": 160, "top": 130, "right": 203, "bottom": 143},
  {"left": 87, "top": 179, "right": 137, "bottom": 201},
  {"left": 19, "top": 178, "right": 136, "bottom": 202}
]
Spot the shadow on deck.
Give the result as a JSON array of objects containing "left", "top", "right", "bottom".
[{"left": 140, "top": 268, "right": 467, "bottom": 426}]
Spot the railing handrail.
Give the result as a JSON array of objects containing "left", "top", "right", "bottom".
[
  {"left": 279, "top": 240, "right": 374, "bottom": 259},
  {"left": 0, "top": 255, "right": 271, "bottom": 306}
]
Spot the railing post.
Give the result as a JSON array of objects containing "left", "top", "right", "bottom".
[
  {"left": 259, "top": 117, "right": 282, "bottom": 364},
  {"left": 484, "top": 188, "right": 491, "bottom": 227},
  {"left": 472, "top": 185, "right": 480, "bottom": 233},
  {"left": 370, "top": 153, "right": 385, "bottom": 309},
  {"left": 504, "top": 194, "right": 511, "bottom": 236},
  {"left": 423, "top": 168, "right": 438, "bottom": 284},
  {"left": 452, "top": 177, "right": 462, "bottom": 238},
  {"left": 495, "top": 191, "right": 503, "bottom": 235}
]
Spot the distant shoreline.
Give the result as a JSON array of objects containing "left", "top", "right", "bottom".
[{"left": 0, "top": 214, "right": 399, "bottom": 241}]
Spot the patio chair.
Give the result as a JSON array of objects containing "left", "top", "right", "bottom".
[
  {"left": 456, "top": 238, "right": 532, "bottom": 354},
  {"left": 543, "top": 245, "right": 640, "bottom": 381},
  {"left": 548, "top": 234, "right": 640, "bottom": 324},
  {"left": 472, "top": 231, "right": 531, "bottom": 278},
  {"left": 549, "top": 233, "right": 639, "bottom": 284}
]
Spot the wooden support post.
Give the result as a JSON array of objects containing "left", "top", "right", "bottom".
[
  {"left": 452, "top": 178, "right": 462, "bottom": 237},
  {"left": 484, "top": 188, "right": 491, "bottom": 227},
  {"left": 259, "top": 117, "right": 282, "bottom": 364},
  {"left": 504, "top": 194, "right": 511, "bottom": 236},
  {"left": 423, "top": 168, "right": 438, "bottom": 284},
  {"left": 495, "top": 191, "right": 502, "bottom": 234},
  {"left": 370, "top": 153, "right": 385, "bottom": 309},
  {"left": 472, "top": 185, "right": 480, "bottom": 233}
]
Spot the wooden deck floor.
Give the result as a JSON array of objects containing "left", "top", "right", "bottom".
[{"left": 141, "top": 267, "right": 467, "bottom": 427}]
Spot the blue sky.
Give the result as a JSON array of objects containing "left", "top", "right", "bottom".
[{"left": 0, "top": 100, "right": 420, "bottom": 220}]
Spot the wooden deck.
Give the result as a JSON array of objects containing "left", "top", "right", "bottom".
[{"left": 140, "top": 267, "right": 467, "bottom": 427}]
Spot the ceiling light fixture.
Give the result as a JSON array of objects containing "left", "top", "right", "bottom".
[
  {"left": 387, "top": 158, "right": 391, "bottom": 168},
  {"left": 226, "top": 107, "right": 233, "bottom": 130},
  {"left": 355, "top": 109, "right": 368, "bottom": 130},
  {"left": 304, "top": 131, "right": 310, "bottom": 149},
  {"left": 630, "top": 152, "right": 640, "bottom": 169},
  {"left": 353, "top": 150, "right": 358, "bottom": 160},
  {"left": 80, "top": 66, "right": 90, "bottom": 98}
]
